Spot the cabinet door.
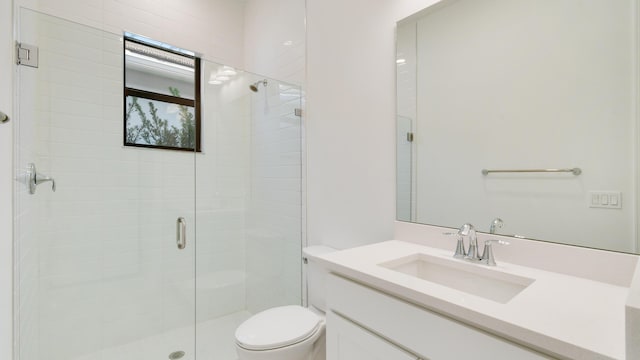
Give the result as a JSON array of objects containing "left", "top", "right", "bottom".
[
  {"left": 328, "top": 274, "right": 553, "bottom": 360},
  {"left": 327, "top": 311, "right": 420, "bottom": 360}
]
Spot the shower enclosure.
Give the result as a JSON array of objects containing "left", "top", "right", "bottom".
[{"left": 14, "top": 9, "right": 303, "bottom": 360}]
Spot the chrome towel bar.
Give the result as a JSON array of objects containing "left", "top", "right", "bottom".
[{"left": 481, "top": 168, "right": 582, "bottom": 176}]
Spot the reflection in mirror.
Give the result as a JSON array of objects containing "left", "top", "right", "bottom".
[
  {"left": 397, "top": 115, "right": 415, "bottom": 222},
  {"left": 396, "top": 0, "right": 639, "bottom": 253}
]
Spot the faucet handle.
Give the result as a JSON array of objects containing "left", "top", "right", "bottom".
[
  {"left": 480, "top": 239, "right": 510, "bottom": 266},
  {"left": 27, "top": 163, "right": 56, "bottom": 194},
  {"left": 490, "top": 218, "right": 504, "bottom": 234},
  {"left": 443, "top": 232, "right": 466, "bottom": 259}
]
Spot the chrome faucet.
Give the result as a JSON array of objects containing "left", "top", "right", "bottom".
[
  {"left": 450, "top": 223, "right": 510, "bottom": 266},
  {"left": 489, "top": 218, "right": 504, "bottom": 234},
  {"left": 458, "top": 223, "right": 480, "bottom": 261},
  {"left": 480, "top": 239, "right": 510, "bottom": 266}
]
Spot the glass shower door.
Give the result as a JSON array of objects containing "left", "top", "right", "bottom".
[
  {"left": 15, "top": 9, "right": 197, "bottom": 360},
  {"left": 194, "top": 61, "right": 304, "bottom": 359}
]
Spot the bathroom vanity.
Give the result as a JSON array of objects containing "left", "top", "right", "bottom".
[
  {"left": 326, "top": 274, "right": 549, "bottom": 360},
  {"left": 315, "top": 222, "right": 640, "bottom": 360}
]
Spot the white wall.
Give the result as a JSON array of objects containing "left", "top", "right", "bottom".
[
  {"left": 1, "top": 0, "right": 14, "bottom": 359},
  {"left": 244, "top": 0, "right": 305, "bottom": 86},
  {"left": 305, "top": 0, "right": 440, "bottom": 249}
]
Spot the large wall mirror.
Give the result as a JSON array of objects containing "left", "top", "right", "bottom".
[{"left": 396, "top": 0, "right": 639, "bottom": 254}]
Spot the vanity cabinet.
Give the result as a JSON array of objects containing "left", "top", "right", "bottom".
[
  {"left": 326, "top": 274, "right": 554, "bottom": 360},
  {"left": 327, "top": 311, "right": 419, "bottom": 360}
]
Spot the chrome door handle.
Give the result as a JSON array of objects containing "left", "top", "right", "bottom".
[
  {"left": 176, "top": 217, "right": 186, "bottom": 249},
  {"left": 0, "top": 110, "right": 8, "bottom": 123}
]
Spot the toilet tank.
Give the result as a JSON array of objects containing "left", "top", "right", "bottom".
[{"left": 302, "top": 246, "right": 337, "bottom": 313}]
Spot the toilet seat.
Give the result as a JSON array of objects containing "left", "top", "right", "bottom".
[{"left": 235, "top": 305, "right": 323, "bottom": 351}]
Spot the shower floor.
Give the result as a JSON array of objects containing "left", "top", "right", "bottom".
[{"left": 73, "top": 311, "right": 251, "bottom": 360}]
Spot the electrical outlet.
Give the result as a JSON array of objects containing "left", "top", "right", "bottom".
[{"left": 589, "top": 191, "right": 622, "bottom": 209}]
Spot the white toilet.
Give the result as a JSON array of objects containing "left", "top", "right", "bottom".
[{"left": 234, "top": 246, "right": 335, "bottom": 360}]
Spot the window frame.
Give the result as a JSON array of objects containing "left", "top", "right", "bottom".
[{"left": 123, "top": 36, "right": 202, "bottom": 152}]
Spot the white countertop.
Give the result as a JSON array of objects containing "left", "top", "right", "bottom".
[{"left": 316, "top": 240, "right": 631, "bottom": 359}]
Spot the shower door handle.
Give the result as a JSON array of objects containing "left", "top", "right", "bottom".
[{"left": 176, "top": 217, "right": 186, "bottom": 250}]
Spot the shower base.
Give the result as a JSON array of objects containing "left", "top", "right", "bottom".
[{"left": 72, "top": 311, "right": 251, "bottom": 360}]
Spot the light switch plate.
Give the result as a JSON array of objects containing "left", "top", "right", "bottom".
[{"left": 589, "top": 191, "right": 622, "bottom": 209}]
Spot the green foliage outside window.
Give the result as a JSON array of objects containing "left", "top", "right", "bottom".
[{"left": 125, "top": 87, "right": 196, "bottom": 150}]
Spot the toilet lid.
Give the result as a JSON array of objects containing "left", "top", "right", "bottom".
[{"left": 235, "top": 305, "right": 322, "bottom": 351}]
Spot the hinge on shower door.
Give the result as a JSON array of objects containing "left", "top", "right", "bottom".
[{"left": 16, "top": 42, "right": 39, "bottom": 68}]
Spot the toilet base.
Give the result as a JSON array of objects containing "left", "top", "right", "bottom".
[{"left": 235, "top": 328, "right": 325, "bottom": 360}]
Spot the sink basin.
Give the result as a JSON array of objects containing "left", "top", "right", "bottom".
[{"left": 379, "top": 254, "right": 534, "bottom": 304}]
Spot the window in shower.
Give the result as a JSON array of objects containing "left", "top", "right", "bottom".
[{"left": 124, "top": 34, "right": 201, "bottom": 151}]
